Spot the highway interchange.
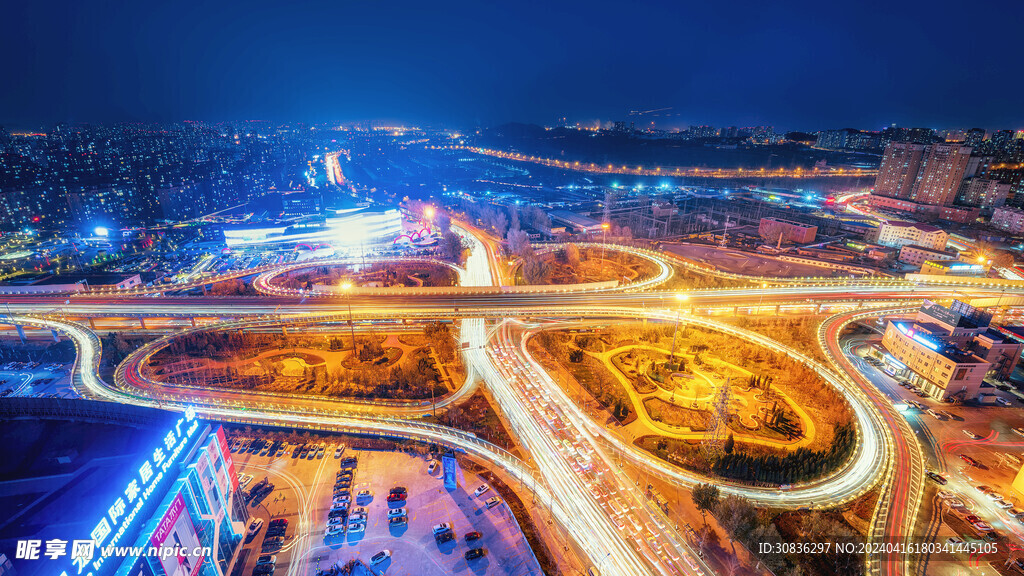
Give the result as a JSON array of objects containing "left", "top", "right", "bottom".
[{"left": 6, "top": 224, "right": 1024, "bottom": 576}]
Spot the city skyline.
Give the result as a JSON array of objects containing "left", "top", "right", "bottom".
[{"left": 3, "top": 0, "right": 1024, "bottom": 129}]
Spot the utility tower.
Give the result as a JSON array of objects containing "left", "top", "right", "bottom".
[{"left": 700, "top": 377, "right": 732, "bottom": 460}]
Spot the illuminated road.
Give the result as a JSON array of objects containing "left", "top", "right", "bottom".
[
  {"left": 820, "top": 308, "right": 925, "bottom": 576},
  {"left": 7, "top": 220, "right": 1024, "bottom": 575},
  {"left": 435, "top": 145, "right": 879, "bottom": 180}
]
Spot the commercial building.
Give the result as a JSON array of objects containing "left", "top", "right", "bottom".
[
  {"left": 880, "top": 300, "right": 1022, "bottom": 400},
  {"left": 221, "top": 205, "right": 403, "bottom": 249},
  {"left": 758, "top": 217, "right": 817, "bottom": 244},
  {"left": 876, "top": 221, "right": 948, "bottom": 251},
  {"left": 0, "top": 401, "right": 245, "bottom": 576},
  {"left": 898, "top": 245, "right": 958, "bottom": 267},
  {"left": 920, "top": 260, "right": 989, "bottom": 276},
  {"left": 990, "top": 206, "right": 1024, "bottom": 234}
]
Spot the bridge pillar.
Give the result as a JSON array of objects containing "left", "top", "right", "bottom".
[
  {"left": 281, "top": 326, "right": 288, "bottom": 336},
  {"left": 815, "top": 304, "right": 822, "bottom": 314},
  {"left": 201, "top": 283, "right": 207, "bottom": 296},
  {"left": 775, "top": 304, "right": 780, "bottom": 316},
  {"left": 733, "top": 306, "right": 738, "bottom": 316},
  {"left": 15, "top": 324, "right": 26, "bottom": 344},
  {"left": 88, "top": 317, "right": 97, "bottom": 330},
  {"left": 51, "top": 330, "right": 60, "bottom": 342},
  {"left": 190, "top": 317, "right": 197, "bottom": 327},
  {"left": 138, "top": 317, "right": 147, "bottom": 330}
]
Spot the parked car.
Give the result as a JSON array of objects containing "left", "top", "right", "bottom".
[
  {"left": 465, "top": 548, "right": 486, "bottom": 560},
  {"left": 247, "top": 518, "right": 264, "bottom": 537},
  {"left": 370, "top": 550, "right": 391, "bottom": 565},
  {"left": 474, "top": 485, "right": 490, "bottom": 497},
  {"left": 388, "top": 507, "right": 407, "bottom": 519},
  {"left": 485, "top": 496, "right": 502, "bottom": 509},
  {"left": 465, "top": 531, "right": 482, "bottom": 542}
]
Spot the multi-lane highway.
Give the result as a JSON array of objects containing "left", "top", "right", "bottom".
[{"left": 5, "top": 225, "right": 1023, "bottom": 575}]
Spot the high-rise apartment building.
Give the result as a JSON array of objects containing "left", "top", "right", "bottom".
[
  {"left": 956, "top": 178, "right": 1010, "bottom": 209},
  {"left": 874, "top": 142, "right": 972, "bottom": 207},
  {"left": 874, "top": 142, "right": 925, "bottom": 199},
  {"left": 964, "top": 128, "right": 986, "bottom": 149},
  {"left": 910, "top": 143, "right": 972, "bottom": 206}
]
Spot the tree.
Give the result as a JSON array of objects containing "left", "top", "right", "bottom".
[
  {"left": 723, "top": 433, "right": 735, "bottom": 454},
  {"left": 691, "top": 483, "right": 720, "bottom": 527},
  {"left": 716, "top": 494, "right": 758, "bottom": 547},
  {"left": 568, "top": 348, "right": 584, "bottom": 363},
  {"left": 506, "top": 228, "right": 531, "bottom": 257},
  {"left": 564, "top": 243, "right": 581, "bottom": 268},
  {"left": 522, "top": 255, "right": 552, "bottom": 284},
  {"left": 440, "top": 230, "right": 467, "bottom": 265}
]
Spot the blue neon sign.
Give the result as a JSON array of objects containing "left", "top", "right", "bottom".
[{"left": 62, "top": 406, "right": 202, "bottom": 576}]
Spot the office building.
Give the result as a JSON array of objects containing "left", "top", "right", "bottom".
[{"left": 876, "top": 221, "right": 948, "bottom": 251}]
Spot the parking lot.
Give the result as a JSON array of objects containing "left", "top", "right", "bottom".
[
  {"left": 229, "top": 435, "right": 541, "bottom": 576},
  {"left": 0, "top": 362, "right": 74, "bottom": 399}
]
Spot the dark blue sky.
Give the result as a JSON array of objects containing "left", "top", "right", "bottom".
[{"left": 3, "top": 0, "right": 1022, "bottom": 131}]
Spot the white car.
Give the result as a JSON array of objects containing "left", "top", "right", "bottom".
[
  {"left": 247, "top": 518, "right": 264, "bottom": 537},
  {"left": 432, "top": 522, "right": 452, "bottom": 535},
  {"left": 357, "top": 489, "right": 373, "bottom": 500},
  {"left": 325, "top": 525, "right": 345, "bottom": 536},
  {"left": 347, "top": 522, "right": 365, "bottom": 533},
  {"left": 996, "top": 397, "right": 1012, "bottom": 406},
  {"left": 473, "top": 485, "right": 490, "bottom": 497},
  {"left": 485, "top": 496, "right": 502, "bottom": 509},
  {"left": 428, "top": 461, "right": 438, "bottom": 474},
  {"left": 995, "top": 499, "right": 1014, "bottom": 509},
  {"left": 962, "top": 429, "right": 979, "bottom": 439},
  {"left": 388, "top": 507, "right": 407, "bottom": 519},
  {"left": 370, "top": 550, "right": 391, "bottom": 565}
]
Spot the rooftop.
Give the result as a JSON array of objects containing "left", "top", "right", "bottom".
[{"left": 883, "top": 220, "right": 944, "bottom": 233}]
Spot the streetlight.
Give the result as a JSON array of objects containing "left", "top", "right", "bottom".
[
  {"left": 757, "top": 281, "right": 768, "bottom": 314},
  {"left": 423, "top": 205, "right": 436, "bottom": 233},
  {"left": 669, "top": 293, "right": 689, "bottom": 369},
  {"left": 341, "top": 281, "right": 356, "bottom": 352}
]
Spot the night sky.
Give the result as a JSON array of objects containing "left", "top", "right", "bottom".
[{"left": 3, "top": 0, "right": 1022, "bottom": 130}]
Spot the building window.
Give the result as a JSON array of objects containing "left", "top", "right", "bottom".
[{"left": 954, "top": 368, "right": 967, "bottom": 381}]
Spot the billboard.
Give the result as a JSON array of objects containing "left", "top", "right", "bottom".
[
  {"left": 442, "top": 452, "right": 458, "bottom": 490},
  {"left": 215, "top": 427, "right": 238, "bottom": 493},
  {"left": 150, "top": 492, "right": 203, "bottom": 576}
]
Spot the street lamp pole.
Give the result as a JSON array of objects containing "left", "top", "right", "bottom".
[
  {"left": 757, "top": 281, "right": 768, "bottom": 315},
  {"left": 669, "top": 293, "right": 688, "bottom": 369},
  {"left": 601, "top": 222, "right": 610, "bottom": 267},
  {"left": 341, "top": 281, "right": 355, "bottom": 352}
]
